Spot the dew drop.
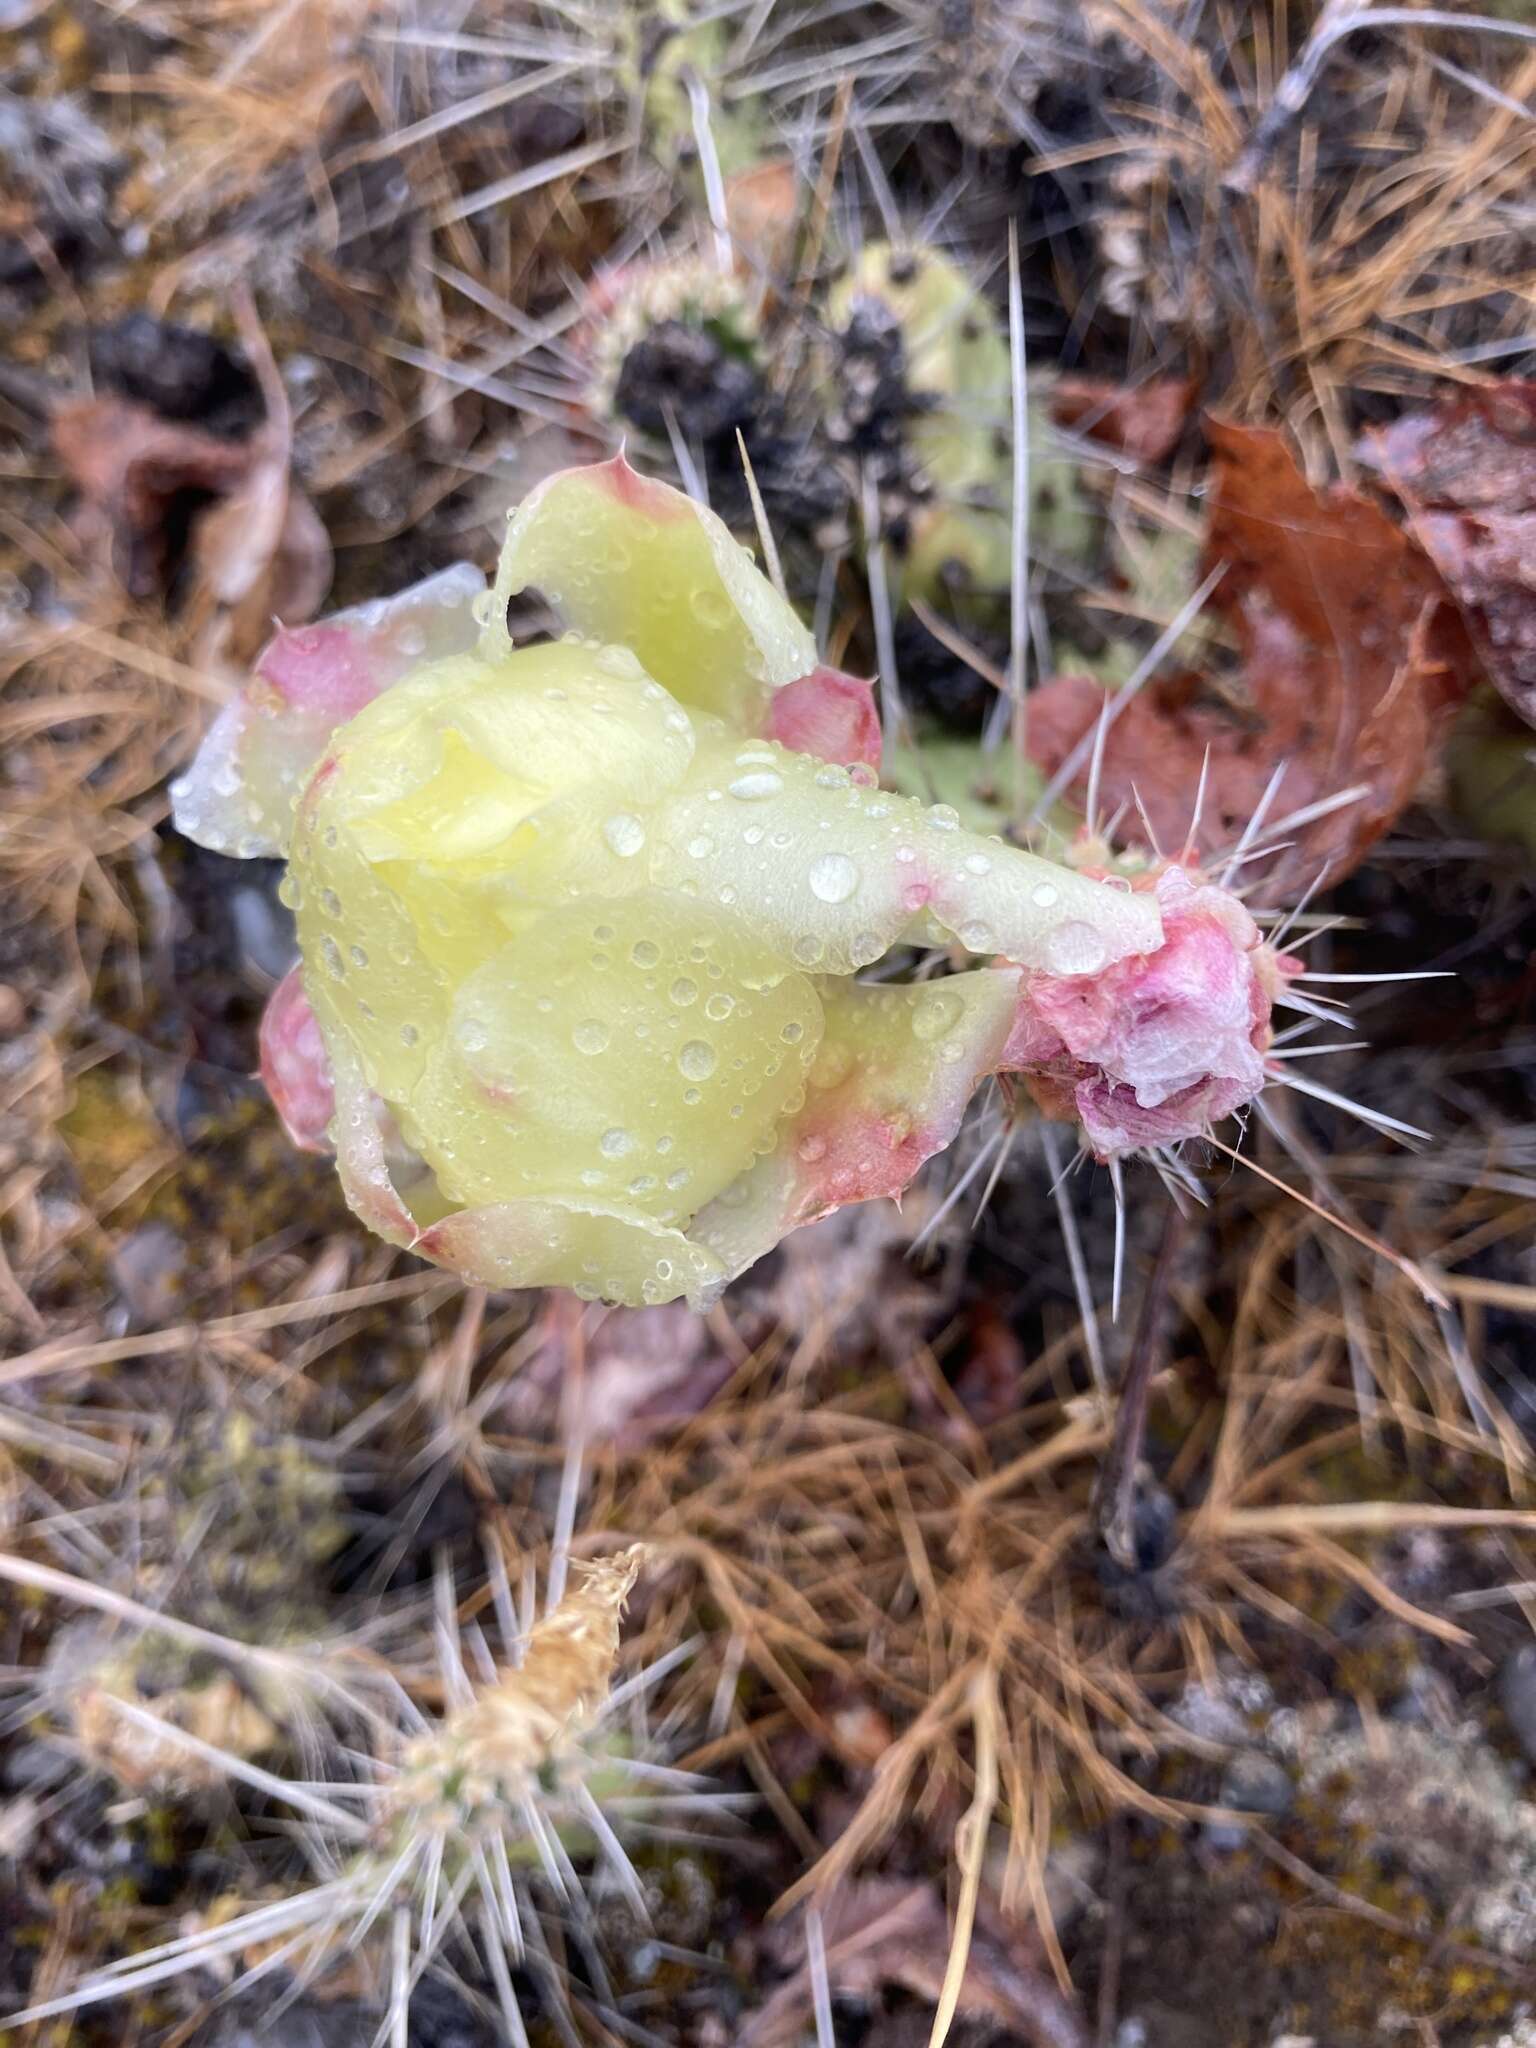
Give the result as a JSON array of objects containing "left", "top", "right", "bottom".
[
  {"left": 964, "top": 852, "right": 992, "bottom": 876},
  {"left": 1031, "top": 880, "right": 1061, "bottom": 909},
  {"left": 669, "top": 976, "right": 698, "bottom": 1007},
  {"left": 400, "top": 1022, "right": 419, "bottom": 1047},
  {"left": 1045, "top": 921, "right": 1108, "bottom": 975},
  {"left": 808, "top": 851, "right": 859, "bottom": 903},
  {"left": 927, "top": 804, "right": 960, "bottom": 830},
  {"left": 810, "top": 1042, "right": 853, "bottom": 1089},
  {"left": 573, "top": 1018, "right": 611, "bottom": 1055},
  {"left": 631, "top": 938, "right": 661, "bottom": 968},
  {"left": 687, "top": 834, "right": 714, "bottom": 859},
  {"left": 320, "top": 888, "right": 342, "bottom": 918},
  {"left": 679, "top": 1039, "right": 717, "bottom": 1081},
  {"left": 728, "top": 771, "right": 782, "bottom": 801},
  {"left": 603, "top": 812, "right": 646, "bottom": 858},
  {"left": 704, "top": 992, "right": 735, "bottom": 1021},
  {"left": 320, "top": 936, "right": 345, "bottom": 979},
  {"left": 814, "top": 765, "right": 849, "bottom": 789},
  {"left": 599, "top": 1127, "right": 633, "bottom": 1159},
  {"left": 895, "top": 844, "right": 917, "bottom": 865},
  {"left": 459, "top": 1019, "right": 489, "bottom": 1054},
  {"left": 666, "top": 1168, "right": 690, "bottom": 1191},
  {"left": 912, "top": 990, "right": 963, "bottom": 1042},
  {"left": 780, "top": 1020, "right": 805, "bottom": 1044},
  {"left": 798, "top": 1134, "right": 827, "bottom": 1164},
  {"left": 958, "top": 920, "right": 994, "bottom": 952}
]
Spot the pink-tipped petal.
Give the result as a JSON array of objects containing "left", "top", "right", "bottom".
[
  {"left": 764, "top": 666, "right": 882, "bottom": 772},
  {"left": 257, "top": 967, "right": 335, "bottom": 1154},
  {"left": 493, "top": 453, "right": 816, "bottom": 729},
  {"left": 170, "top": 563, "right": 484, "bottom": 859},
  {"left": 690, "top": 970, "right": 1019, "bottom": 1283}
]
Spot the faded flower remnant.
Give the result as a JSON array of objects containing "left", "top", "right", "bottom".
[{"left": 173, "top": 456, "right": 1290, "bottom": 1307}]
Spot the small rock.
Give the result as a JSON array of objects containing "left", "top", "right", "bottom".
[
  {"left": 1205, "top": 1749, "right": 1293, "bottom": 1851},
  {"left": 109, "top": 1221, "right": 188, "bottom": 1326}
]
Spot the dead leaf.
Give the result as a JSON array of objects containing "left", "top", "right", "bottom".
[
  {"left": 741, "top": 1881, "right": 1088, "bottom": 2048},
  {"left": 503, "top": 1300, "right": 731, "bottom": 1450},
  {"left": 1365, "top": 382, "right": 1536, "bottom": 727},
  {"left": 51, "top": 395, "right": 253, "bottom": 598},
  {"left": 192, "top": 297, "right": 332, "bottom": 657},
  {"left": 1051, "top": 374, "right": 1197, "bottom": 466},
  {"left": 51, "top": 295, "right": 331, "bottom": 665},
  {"left": 1026, "top": 419, "right": 1476, "bottom": 895}
]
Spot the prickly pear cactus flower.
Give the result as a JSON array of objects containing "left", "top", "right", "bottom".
[{"left": 172, "top": 457, "right": 1292, "bottom": 1307}]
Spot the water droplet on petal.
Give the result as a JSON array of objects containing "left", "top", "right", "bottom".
[
  {"left": 1045, "top": 921, "right": 1108, "bottom": 975},
  {"left": 573, "top": 1018, "right": 611, "bottom": 1055},
  {"left": 1031, "top": 880, "right": 1060, "bottom": 909},
  {"left": 679, "top": 1039, "right": 717, "bottom": 1081},
  {"left": 704, "top": 993, "right": 735, "bottom": 1021},
  {"left": 808, "top": 851, "right": 859, "bottom": 903},
  {"left": 728, "top": 771, "right": 782, "bottom": 801},
  {"left": 631, "top": 939, "right": 660, "bottom": 968},
  {"left": 670, "top": 977, "right": 698, "bottom": 1006},
  {"left": 600, "top": 1127, "right": 633, "bottom": 1159},
  {"left": 603, "top": 812, "right": 646, "bottom": 858},
  {"left": 927, "top": 804, "right": 960, "bottom": 830},
  {"left": 912, "top": 991, "right": 963, "bottom": 1042}
]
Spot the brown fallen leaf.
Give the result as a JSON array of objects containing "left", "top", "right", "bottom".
[
  {"left": 1026, "top": 419, "right": 1476, "bottom": 896},
  {"left": 500, "top": 1298, "right": 732, "bottom": 1450},
  {"left": 741, "top": 1881, "right": 1088, "bottom": 2048},
  {"left": 51, "top": 395, "right": 254, "bottom": 599},
  {"left": 51, "top": 294, "right": 331, "bottom": 665},
  {"left": 1365, "top": 382, "right": 1536, "bottom": 728},
  {"left": 1050, "top": 374, "right": 1198, "bottom": 466}
]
